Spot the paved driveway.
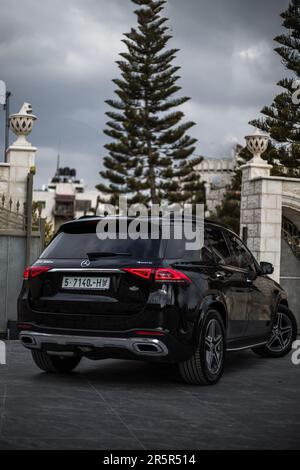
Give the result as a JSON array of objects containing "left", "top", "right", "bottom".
[{"left": 0, "top": 341, "right": 299, "bottom": 450}]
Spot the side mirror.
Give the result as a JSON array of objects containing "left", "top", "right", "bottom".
[{"left": 260, "top": 261, "right": 274, "bottom": 275}]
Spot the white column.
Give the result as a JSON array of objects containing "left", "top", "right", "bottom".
[
  {"left": 5, "top": 102, "right": 37, "bottom": 211},
  {"left": 5, "top": 143, "right": 37, "bottom": 210}
]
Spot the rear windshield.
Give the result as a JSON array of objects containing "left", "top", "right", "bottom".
[
  {"left": 40, "top": 219, "right": 209, "bottom": 261},
  {"left": 40, "top": 222, "right": 162, "bottom": 259}
]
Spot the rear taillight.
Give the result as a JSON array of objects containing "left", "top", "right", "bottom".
[
  {"left": 122, "top": 268, "right": 152, "bottom": 279},
  {"left": 23, "top": 266, "right": 51, "bottom": 280},
  {"left": 155, "top": 268, "right": 191, "bottom": 283},
  {"left": 123, "top": 267, "right": 191, "bottom": 283},
  {"left": 23, "top": 267, "right": 30, "bottom": 280}
]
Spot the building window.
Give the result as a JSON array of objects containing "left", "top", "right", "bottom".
[{"left": 75, "top": 200, "right": 91, "bottom": 212}]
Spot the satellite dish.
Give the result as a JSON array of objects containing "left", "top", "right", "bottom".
[{"left": 0, "top": 80, "right": 6, "bottom": 105}]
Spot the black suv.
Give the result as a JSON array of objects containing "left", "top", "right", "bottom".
[{"left": 18, "top": 217, "right": 297, "bottom": 385}]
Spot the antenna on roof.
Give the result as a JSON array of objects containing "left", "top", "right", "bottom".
[{"left": 56, "top": 154, "right": 60, "bottom": 173}]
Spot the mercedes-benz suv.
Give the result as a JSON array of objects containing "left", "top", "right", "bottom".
[{"left": 18, "top": 217, "right": 297, "bottom": 385}]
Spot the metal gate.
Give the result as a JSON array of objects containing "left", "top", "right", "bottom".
[
  {"left": 280, "top": 217, "right": 300, "bottom": 332},
  {"left": 0, "top": 193, "right": 44, "bottom": 337}
]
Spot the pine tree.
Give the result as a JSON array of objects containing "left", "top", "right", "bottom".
[
  {"left": 250, "top": 0, "right": 300, "bottom": 177},
  {"left": 97, "top": 0, "right": 203, "bottom": 207}
]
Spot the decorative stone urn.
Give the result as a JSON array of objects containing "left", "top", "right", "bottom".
[
  {"left": 245, "top": 128, "right": 269, "bottom": 163},
  {"left": 9, "top": 103, "right": 37, "bottom": 147}
]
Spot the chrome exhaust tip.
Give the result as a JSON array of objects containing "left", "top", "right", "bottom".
[
  {"left": 132, "top": 340, "right": 167, "bottom": 356},
  {"left": 20, "top": 335, "right": 35, "bottom": 346}
]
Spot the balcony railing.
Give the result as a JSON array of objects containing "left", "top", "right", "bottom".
[
  {"left": 0, "top": 194, "right": 40, "bottom": 232},
  {"left": 53, "top": 203, "right": 75, "bottom": 218}
]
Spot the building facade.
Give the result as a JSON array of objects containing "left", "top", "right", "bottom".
[
  {"left": 195, "top": 148, "right": 239, "bottom": 215},
  {"left": 34, "top": 166, "right": 99, "bottom": 232}
]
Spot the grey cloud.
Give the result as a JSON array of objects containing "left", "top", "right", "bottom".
[{"left": 0, "top": 0, "right": 291, "bottom": 188}]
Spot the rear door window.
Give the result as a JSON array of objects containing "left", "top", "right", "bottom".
[
  {"left": 206, "top": 227, "right": 231, "bottom": 265},
  {"left": 164, "top": 226, "right": 215, "bottom": 263},
  {"left": 225, "top": 232, "right": 256, "bottom": 271}
]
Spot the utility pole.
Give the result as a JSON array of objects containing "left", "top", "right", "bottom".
[
  {"left": 3, "top": 91, "right": 11, "bottom": 162},
  {"left": 56, "top": 153, "right": 60, "bottom": 174}
]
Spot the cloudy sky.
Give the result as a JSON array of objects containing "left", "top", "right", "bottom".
[{"left": 0, "top": 0, "right": 290, "bottom": 189}]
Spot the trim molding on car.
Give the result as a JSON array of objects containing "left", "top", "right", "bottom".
[
  {"left": 48, "top": 268, "right": 123, "bottom": 273},
  {"left": 19, "top": 331, "right": 169, "bottom": 357},
  {"left": 226, "top": 341, "right": 268, "bottom": 352}
]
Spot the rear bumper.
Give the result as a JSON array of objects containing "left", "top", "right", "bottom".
[{"left": 19, "top": 330, "right": 169, "bottom": 358}]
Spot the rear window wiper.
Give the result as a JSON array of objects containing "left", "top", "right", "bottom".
[{"left": 87, "top": 252, "right": 131, "bottom": 259}]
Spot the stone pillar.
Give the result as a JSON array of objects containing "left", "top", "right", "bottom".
[
  {"left": 240, "top": 129, "right": 283, "bottom": 282},
  {"left": 5, "top": 103, "right": 37, "bottom": 210},
  {"left": 240, "top": 161, "right": 282, "bottom": 282},
  {"left": 6, "top": 142, "right": 37, "bottom": 209}
]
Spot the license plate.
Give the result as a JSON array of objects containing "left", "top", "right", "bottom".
[{"left": 62, "top": 276, "right": 110, "bottom": 290}]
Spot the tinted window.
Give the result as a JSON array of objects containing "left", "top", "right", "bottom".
[
  {"left": 206, "top": 227, "right": 231, "bottom": 265},
  {"left": 225, "top": 232, "right": 256, "bottom": 271},
  {"left": 165, "top": 231, "right": 215, "bottom": 263},
  {"left": 40, "top": 222, "right": 162, "bottom": 260}
]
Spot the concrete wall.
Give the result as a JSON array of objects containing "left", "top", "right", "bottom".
[
  {"left": 0, "top": 233, "right": 41, "bottom": 334},
  {"left": 280, "top": 238, "right": 300, "bottom": 331}
]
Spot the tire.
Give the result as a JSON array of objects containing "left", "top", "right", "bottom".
[
  {"left": 31, "top": 350, "right": 81, "bottom": 373},
  {"left": 178, "top": 310, "right": 226, "bottom": 385},
  {"left": 252, "top": 305, "right": 297, "bottom": 358}
]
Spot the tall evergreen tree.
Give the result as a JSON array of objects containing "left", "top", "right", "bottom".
[
  {"left": 250, "top": 0, "right": 300, "bottom": 177},
  {"left": 97, "top": 0, "right": 204, "bottom": 207}
]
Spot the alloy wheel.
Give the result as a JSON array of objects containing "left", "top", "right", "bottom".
[
  {"left": 204, "top": 319, "right": 224, "bottom": 374},
  {"left": 267, "top": 312, "right": 293, "bottom": 353}
]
